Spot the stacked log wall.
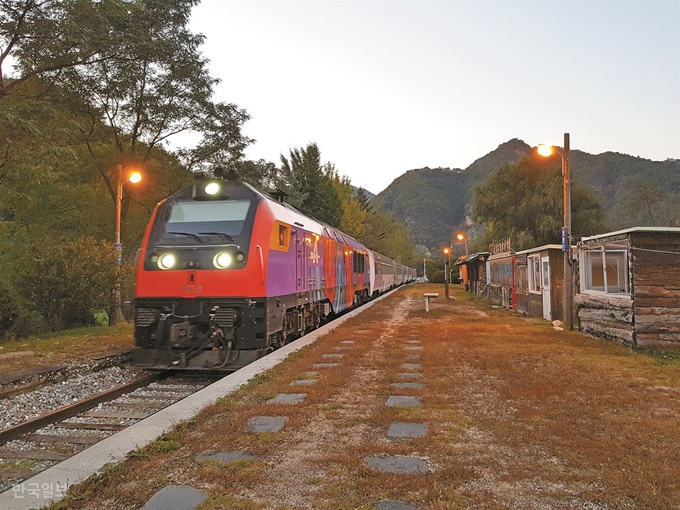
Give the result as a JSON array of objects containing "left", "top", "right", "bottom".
[
  {"left": 575, "top": 293, "right": 635, "bottom": 347},
  {"left": 630, "top": 232, "right": 680, "bottom": 348}
]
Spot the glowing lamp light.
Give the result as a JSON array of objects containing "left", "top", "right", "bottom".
[
  {"left": 213, "top": 252, "right": 232, "bottom": 269},
  {"left": 157, "top": 253, "right": 176, "bottom": 270},
  {"left": 205, "top": 182, "right": 220, "bottom": 195},
  {"left": 456, "top": 234, "right": 464, "bottom": 242},
  {"left": 129, "top": 171, "right": 142, "bottom": 184},
  {"left": 537, "top": 144, "right": 553, "bottom": 157}
]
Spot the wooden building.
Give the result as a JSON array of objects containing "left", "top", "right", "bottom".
[
  {"left": 455, "top": 252, "right": 490, "bottom": 296},
  {"left": 514, "top": 245, "right": 566, "bottom": 321},
  {"left": 486, "top": 251, "right": 515, "bottom": 308},
  {"left": 575, "top": 227, "right": 680, "bottom": 348}
]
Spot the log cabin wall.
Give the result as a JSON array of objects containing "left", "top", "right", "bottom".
[
  {"left": 630, "top": 230, "right": 680, "bottom": 348},
  {"left": 576, "top": 228, "right": 680, "bottom": 349}
]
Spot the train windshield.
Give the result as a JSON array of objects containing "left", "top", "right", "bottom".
[{"left": 164, "top": 199, "right": 251, "bottom": 238}]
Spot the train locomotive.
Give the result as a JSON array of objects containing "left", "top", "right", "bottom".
[{"left": 131, "top": 173, "right": 416, "bottom": 371}]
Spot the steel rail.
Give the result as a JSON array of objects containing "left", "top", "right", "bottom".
[{"left": 0, "top": 372, "right": 165, "bottom": 447}]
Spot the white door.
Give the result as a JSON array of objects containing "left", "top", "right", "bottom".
[{"left": 541, "top": 256, "right": 551, "bottom": 320}]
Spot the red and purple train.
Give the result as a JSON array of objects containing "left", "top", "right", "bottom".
[{"left": 131, "top": 174, "right": 416, "bottom": 371}]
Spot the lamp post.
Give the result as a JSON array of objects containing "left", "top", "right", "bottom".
[
  {"left": 443, "top": 247, "right": 451, "bottom": 298},
  {"left": 112, "top": 164, "right": 142, "bottom": 325},
  {"left": 537, "top": 133, "right": 572, "bottom": 330},
  {"left": 455, "top": 232, "right": 469, "bottom": 257}
]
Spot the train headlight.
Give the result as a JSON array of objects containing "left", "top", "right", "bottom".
[
  {"left": 205, "top": 182, "right": 220, "bottom": 195},
  {"left": 213, "top": 252, "right": 232, "bottom": 269},
  {"left": 157, "top": 253, "right": 176, "bottom": 270}
]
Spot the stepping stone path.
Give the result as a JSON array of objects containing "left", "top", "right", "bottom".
[
  {"left": 196, "top": 450, "right": 259, "bottom": 462},
  {"left": 365, "top": 455, "right": 429, "bottom": 474},
  {"left": 322, "top": 353, "right": 345, "bottom": 359},
  {"left": 313, "top": 363, "right": 340, "bottom": 368},
  {"left": 387, "top": 422, "right": 428, "bottom": 438},
  {"left": 290, "top": 378, "right": 318, "bottom": 386},
  {"left": 407, "top": 340, "right": 421, "bottom": 344},
  {"left": 140, "top": 485, "right": 207, "bottom": 510},
  {"left": 403, "top": 346, "right": 423, "bottom": 351},
  {"left": 247, "top": 416, "right": 287, "bottom": 433},
  {"left": 301, "top": 371, "right": 320, "bottom": 378},
  {"left": 401, "top": 363, "right": 422, "bottom": 370},
  {"left": 386, "top": 395, "right": 422, "bottom": 407},
  {"left": 267, "top": 393, "right": 307, "bottom": 404},
  {"left": 392, "top": 382, "right": 425, "bottom": 389},
  {"left": 378, "top": 501, "right": 419, "bottom": 510},
  {"left": 398, "top": 372, "right": 423, "bottom": 379},
  {"left": 404, "top": 354, "right": 421, "bottom": 360},
  {"left": 341, "top": 340, "right": 355, "bottom": 344}
]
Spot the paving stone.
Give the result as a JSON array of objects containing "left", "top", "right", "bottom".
[
  {"left": 398, "top": 372, "right": 423, "bottom": 379},
  {"left": 334, "top": 346, "right": 355, "bottom": 350},
  {"left": 341, "top": 340, "right": 356, "bottom": 344},
  {"left": 404, "top": 354, "right": 421, "bottom": 360},
  {"left": 247, "top": 416, "right": 288, "bottom": 433},
  {"left": 407, "top": 340, "right": 421, "bottom": 344},
  {"left": 401, "top": 363, "right": 422, "bottom": 370},
  {"left": 301, "top": 371, "right": 320, "bottom": 378},
  {"left": 267, "top": 393, "right": 307, "bottom": 404},
  {"left": 322, "top": 353, "right": 345, "bottom": 359},
  {"left": 290, "top": 379, "right": 318, "bottom": 386},
  {"left": 386, "top": 395, "right": 422, "bottom": 407},
  {"left": 387, "top": 422, "right": 428, "bottom": 438},
  {"left": 140, "top": 485, "right": 207, "bottom": 510},
  {"left": 365, "top": 455, "right": 429, "bottom": 474},
  {"left": 378, "top": 500, "right": 420, "bottom": 510},
  {"left": 313, "top": 363, "right": 340, "bottom": 368},
  {"left": 404, "top": 346, "right": 423, "bottom": 351},
  {"left": 392, "top": 382, "right": 425, "bottom": 389},
  {"left": 196, "top": 450, "right": 259, "bottom": 462}
]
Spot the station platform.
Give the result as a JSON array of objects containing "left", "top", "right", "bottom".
[{"left": 3, "top": 283, "right": 680, "bottom": 509}]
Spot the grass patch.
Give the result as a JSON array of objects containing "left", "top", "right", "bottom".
[{"left": 0, "top": 323, "right": 133, "bottom": 375}]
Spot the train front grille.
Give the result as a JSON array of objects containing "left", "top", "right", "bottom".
[
  {"left": 135, "top": 308, "right": 159, "bottom": 328},
  {"left": 214, "top": 308, "right": 238, "bottom": 328}
]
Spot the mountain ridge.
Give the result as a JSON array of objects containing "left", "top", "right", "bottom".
[{"left": 373, "top": 139, "right": 680, "bottom": 251}]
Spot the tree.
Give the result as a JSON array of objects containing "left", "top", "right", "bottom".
[
  {"left": 473, "top": 155, "right": 607, "bottom": 251},
  {"left": 1, "top": 0, "right": 251, "bottom": 211},
  {"left": 277, "top": 143, "right": 343, "bottom": 227}
]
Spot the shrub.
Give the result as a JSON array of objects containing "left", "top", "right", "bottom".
[
  {"left": 0, "top": 281, "right": 19, "bottom": 339},
  {"left": 429, "top": 269, "right": 446, "bottom": 284},
  {"left": 15, "top": 237, "right": 120, "bottom": 331}
]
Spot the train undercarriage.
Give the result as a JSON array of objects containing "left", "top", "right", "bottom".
[{"left": 131, "top": 290, "right": 368, "bottom": 371}]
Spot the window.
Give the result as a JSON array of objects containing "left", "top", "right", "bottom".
[
  {"left": 581, "top": 247, "right": 630, "bottom": 295},
  {"left": 165, "top": 199, "right": 250, "bottom": 237},
  {"left": 528, "top": 255, "right": 541, "bottom": 294},
  {"left": 353, "top": 252, "right": 365, "bottom": 273}
]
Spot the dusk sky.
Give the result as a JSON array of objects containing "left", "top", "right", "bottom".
[{"left": 189, "top": 0, "right": 680, "bottom": 194}]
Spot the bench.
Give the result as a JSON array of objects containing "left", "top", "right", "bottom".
[{"left": 423, "top": 293, "right": 439, "bottom": 312}]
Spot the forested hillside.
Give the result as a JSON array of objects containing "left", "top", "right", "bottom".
[{"left": 376, "top": 139, "right": 680, "bottom": 251}]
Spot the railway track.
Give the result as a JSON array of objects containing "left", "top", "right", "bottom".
[{"left": 0, "top": 371, "right": 221, "bottom": 490}]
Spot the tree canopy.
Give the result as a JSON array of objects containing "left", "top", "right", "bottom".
[{"left": 473, "top": 154, "right": 607, "bottom": 251}]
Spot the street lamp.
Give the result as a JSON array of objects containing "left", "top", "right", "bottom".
[
  {"left": 455, "top": 232, "right": 469, "bottom": 257},
  {"left": 113, "top": 164, "right": 142, "bottom": 325},
  {"left": 443, "top": 247, "right": 451, "bottom": 298},
  {"left": 537, "top": 133, "right": 572, "bottom": 330},
  {"left": 115, "top": 164, "right": 142, "bottom": 264}
]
